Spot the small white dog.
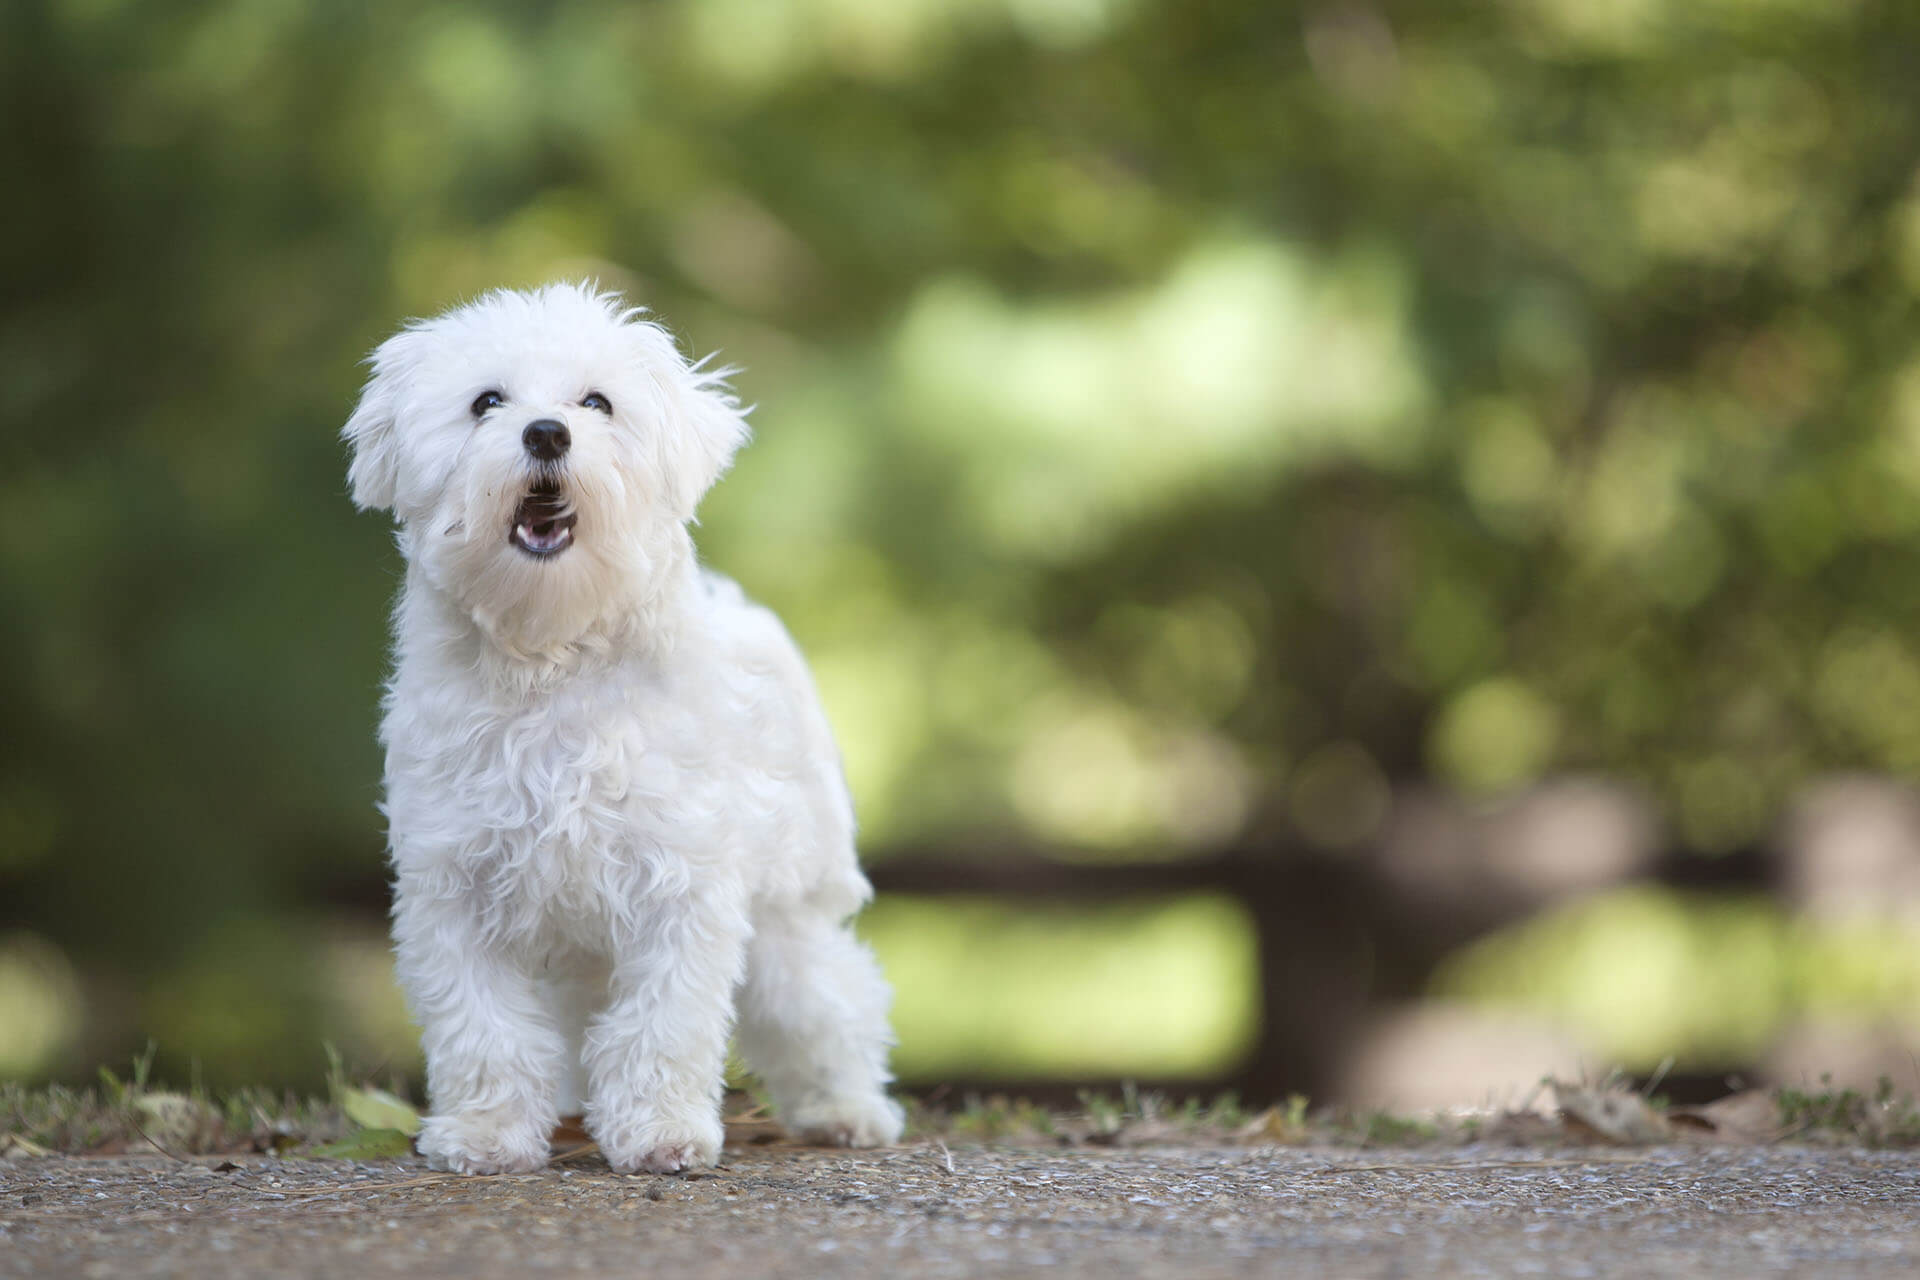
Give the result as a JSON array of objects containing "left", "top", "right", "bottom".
[{"left": 343, "top": 282, "right": 904, "bottom": 1174}]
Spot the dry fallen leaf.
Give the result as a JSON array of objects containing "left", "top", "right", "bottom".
[
  {"left": 1551, "top": 1080, "right": 1672, "bottom": 1144},
  {"left": 1668, "top": 1090, "right": 1790, "bottom": 1143},
  {"left": 2, "top": 1133, "right": 52, "bottom": 1159},
  {"left": 1239, "top": 1107, "right": 1297, "bottom": 1144},
  {"left": 1478, "top": 1110, "right": 1564, "bottom": 1146},
  {"left": 552, "top": 1115, "right": 592, "bottom": 1145},
  {"left": 132, "top": 1092, "right": 219, "bottom": 1153}
]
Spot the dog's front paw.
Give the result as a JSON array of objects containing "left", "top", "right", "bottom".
[
  {"left": 594, "top": 1109, "right": 724, "bottom": 1176},
  {"left": 786, "top": 1093, "right": 905, "bottom": 1148},
  {"left": 615, "top": 1139, "right": 706, "bottom": 1175},
  {"left": 418, "top": 1109, "right": 551, "bottom": 1175}
]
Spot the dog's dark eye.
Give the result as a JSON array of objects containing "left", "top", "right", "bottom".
[
  {"left": 581, "top": 391, "right": 612, "bottom": 414},
  {"left": 471, "top": 390, "right": 505, "bottom": 417}
]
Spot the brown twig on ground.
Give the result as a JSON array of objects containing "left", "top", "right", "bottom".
[
  {"left": 1316, "top": 1155, "right": 1653, "bottom": 1176},
  {"left": 268, "top": 1173, "right": 463, "bottom": 1200},
  {"left": 123, "top": 1112, "right": 193, "bottom": 1166}
]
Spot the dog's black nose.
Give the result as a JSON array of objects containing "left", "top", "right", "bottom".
[{"left": 522, "top": 419, "right": 571, "bottom": 461}]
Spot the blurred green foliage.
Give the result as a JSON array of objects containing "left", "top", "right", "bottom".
[
  {"left": 1438, "top": 887, "right": 1920, "bottom": 1069},
  {"left": 866, "top": 894, "right": 1259, "bottom": 1080},
  {"left": 5, "top": 0, "right": 1920, "bottom": 1085}
]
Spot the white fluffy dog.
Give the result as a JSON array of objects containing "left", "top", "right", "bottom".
[{"left": 342, "top": 282, "right": 904, "bottom": 1175}]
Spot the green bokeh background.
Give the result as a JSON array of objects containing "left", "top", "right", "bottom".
[{"left": 6, "top": 0, "right": 1920, "bottom": 1093}]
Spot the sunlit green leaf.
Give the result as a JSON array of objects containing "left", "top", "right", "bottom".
[
  {"left": 339, "top": 1088, "right": 421, "bottom": 1138},
  {"left": 312, "top": 1127, "right": 416, "bottom": 1161}
]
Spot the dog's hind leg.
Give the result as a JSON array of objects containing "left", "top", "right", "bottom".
[
  {"left": 735, "top": 905, "right": 905, "bottom": 1147},
  {"left": 537, "top": 956, "right": 608, "bottom": 1120}
]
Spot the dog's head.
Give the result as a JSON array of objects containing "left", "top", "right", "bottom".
[{"left": 343, "top": 283, "right": 748, "bottom": 654}]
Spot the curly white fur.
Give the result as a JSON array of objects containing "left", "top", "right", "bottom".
[{"left": 343, "top": 282, "right": 903, "bottom": 1175}]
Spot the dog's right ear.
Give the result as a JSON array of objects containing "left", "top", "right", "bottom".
[{"left": 341, "top": 332, "right": 415, "bottom": 513}]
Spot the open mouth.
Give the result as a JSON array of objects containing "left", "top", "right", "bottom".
[{"left": 509, "top": 481, "right": 577, "bottom": 557}]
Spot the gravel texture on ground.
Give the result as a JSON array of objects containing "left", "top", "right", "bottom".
[{"left": 5, "top": 1143, "right": 1919, "bottom": 1279}]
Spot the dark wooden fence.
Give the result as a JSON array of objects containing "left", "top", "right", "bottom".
[{"left": 869, "top": 831, "right": 1774, "bottom": 1104}]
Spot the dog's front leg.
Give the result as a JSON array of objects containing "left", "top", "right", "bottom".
[
  {"left": 395, "top": 894, "right": 565, "bottom": 1175},
  {"left": 584, "top": 889, "right": 750, "bottom": 1174}
]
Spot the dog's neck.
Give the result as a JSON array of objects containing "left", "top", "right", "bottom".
[{"left": 398, "top": 527, "right": 701, "bottom": 693}]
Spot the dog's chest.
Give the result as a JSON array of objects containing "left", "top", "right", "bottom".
[{"left": 411, "top": 663, "right": 762, "bottom": 931}]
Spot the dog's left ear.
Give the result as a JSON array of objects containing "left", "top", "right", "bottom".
[
  {"left": 645, "top": 334, "right": 751, "bottom": 520},
  {"left": 341, "top": 331, "right": 417, "bottom": 513}
]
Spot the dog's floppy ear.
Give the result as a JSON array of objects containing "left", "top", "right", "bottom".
[
  {"left": 661, "top": 367, "right": 751, "bottom": 518},
  {"left": 341, "top": 331, "right": 418, "bottom": 513},
  {"left": 638, "top": 325, "right": 751, "bottom": 519}
]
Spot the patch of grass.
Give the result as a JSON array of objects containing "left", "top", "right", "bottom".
[
  {"left": 1207, "top": 1090, "right": 1254, "bottom": 1130},
  {"left": 1077, "top": 1088, "right": 1127, "bottom": 1137},
  {"left": 1, "top": 1046, "right": 373, "bottom": 1158},
  {"left": 1775, "top": 1075, "right": 1920, "bottom": 1147},
  {"left": 1335, "top": 1109, "right": 1440, "bottom": 1147},
  {"left": 2, "top": 1075, "right": 341, "bottom": 1157},
  {"left": 908, "top": 1085, "right": 1275, "bottom": 1146},
  {"left": 16, "top": 1055, "right": 1920, "bottom": 1157},
  {"left": 938, "top": 1094, "right": 1058, "bottom": 1141}
]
